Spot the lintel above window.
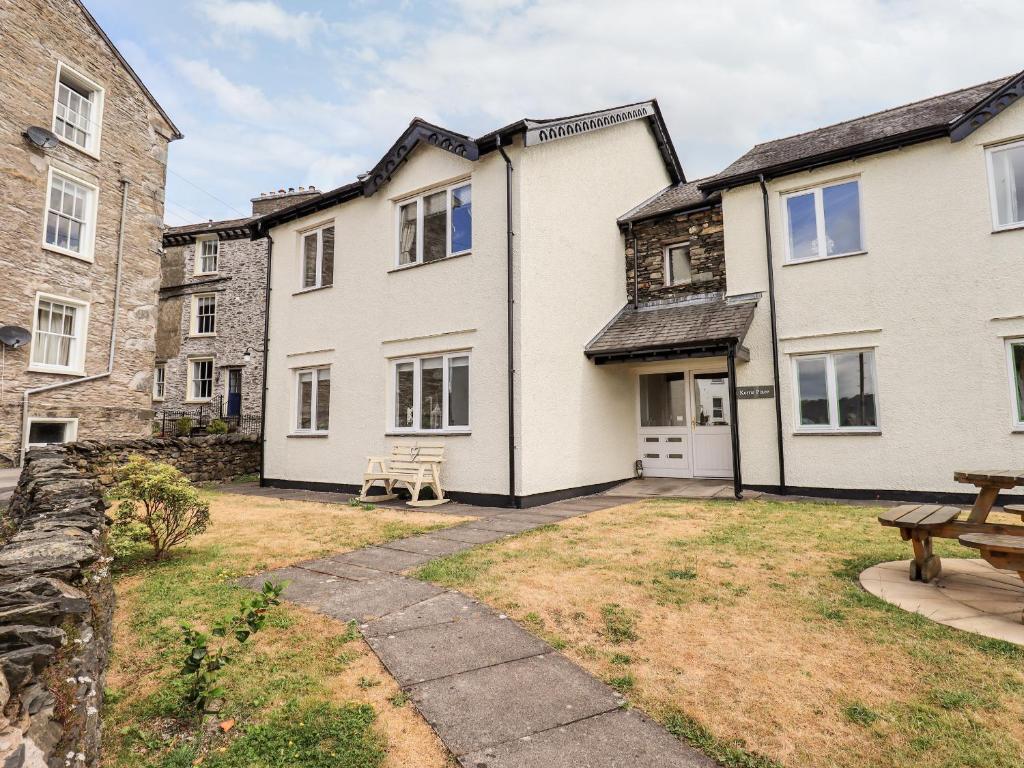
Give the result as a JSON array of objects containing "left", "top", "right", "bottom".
[
  {"left": 396, "top": 182, "right": 472, "bottom": 267},
  {"left": 782, "top": 179, "right": 863, "bottom": 263}
]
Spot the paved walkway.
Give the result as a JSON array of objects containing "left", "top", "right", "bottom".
[
  {"left": 861, "top": 559, "right": 1024, "bottom": 646},
  {"left": 244, "top": 489, "right": 715, "bottom": 767}
]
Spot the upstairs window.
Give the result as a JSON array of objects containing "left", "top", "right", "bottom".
[
  {"left": 52, "top": 62, "right": 103, "bottom": 155},
  {"left": 188, "top": 358, "right": 214, "bottom": 401},
  {"left": 794, "top": 349, "right": 879, "bottom": 432},
  {"left": 153, "top": 364, "right": 166, "bottom": 401},
  {"left": 196, "top": 237, "right": 219, "bottom": 274},
  {"left": 31, "top": 294, "right": 88, "bottom": 374},
  {"left": 665, "top": 242, "right": 692, "bottom": 286},
  {"left": 44, "top": 169, "right": 97, "bottom": 261},
  {"left": 301, "top": 224, "right": 334, "bottom": 289},
  {"left": 987, "top": 141, "right": 1024, "bottom": 230},
  {"left": 783, "top": 179, "right": 862, "bottom": 263},
  {"left": 192, "top": 294, "right": 216, "bottom": 335},
  {"left": 392, "top": 352, "right": 470, "bottom": 432},
  {"left": 397, "top": 182, "right": 472, "bottom": 267},
  {"left": 295, "top": 367, "right": 330, "bottom": 433}
]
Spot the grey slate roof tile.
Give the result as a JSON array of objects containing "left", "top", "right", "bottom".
[
  {"left": 618, "top": 180, "right": 719, "bottom": 224},
  {"left": 586, "top": 298, "right": 757, "bottom": 358},
  {"left": 702, "top": 75, "right": 1014, "bottom": 190}
]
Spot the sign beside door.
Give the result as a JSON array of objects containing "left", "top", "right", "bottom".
[{"left": 736, "top": 385, "right": 775, "bottom": 399}]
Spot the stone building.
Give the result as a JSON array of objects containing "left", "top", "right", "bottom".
[
  {"left": 156, "top": 188, "right": 319, "bottom": 425},
  {"left": 0, "top": 0, "right": 181, "bottom": 466}
]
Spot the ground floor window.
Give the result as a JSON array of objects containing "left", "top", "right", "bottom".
[
  {"left": 26, "top": 418, "right": 78, "bottom": 448},
  {"left": 1008, "top": 340, "right": 1024, "bottom": 428},
  {"left": 153, "top": 364, "right": 165, "bottom": 401},
  {"left": 793, "top": 349, "right": 878, "bottom": 432},
  {"left": 188, "top": 358, "right": 214, "bottom": 401},
  {"left": 392, "top": 352, "right": 470, "bottom": 432},
  {"left": 295, "top": 366, "right": 330, "bottom": 433}
]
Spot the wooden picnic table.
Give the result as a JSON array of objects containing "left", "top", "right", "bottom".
[{"left": 878, "top": 470, "right": 1024, "bottom": 583}]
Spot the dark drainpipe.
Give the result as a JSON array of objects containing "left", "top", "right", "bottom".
[
  {"left": 496, "top": 136, "right": 516, "bottom": 507},
  {"left": 727, "top": 342, "right": 743, "bottom": 499},
  {"left": 758, "top": 174, "right": 786, "bottom": 494},
  {"left": 258, "top": 233, "right": 274, "bottom": 487}
]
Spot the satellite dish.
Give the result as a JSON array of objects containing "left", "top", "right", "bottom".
[
  {"left": 23, "top": 126, "right": 59, "bottom": 150},
  {"left": 0, "top": 326, "right": 32, "bottom": 349}
]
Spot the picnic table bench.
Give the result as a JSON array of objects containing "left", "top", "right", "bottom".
[
  {"left": 358, "top": 442, "right": 449, "bottom": 507},
  {"left": 878, "top": 470, "right": 1024, "bottom": 583}
]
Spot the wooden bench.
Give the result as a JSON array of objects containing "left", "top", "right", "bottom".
[
  {"left": 878, "top": 505, "right": 962, "bottom": 582},
  {"left": 1004, "top": 504, "right": 1024, "bottom": 522},
  {"left": 959, "top": 533, "right": 1024, "bottom": 582},
  {"left": 358, "top": 442, "right": 449, "bottom": 507}
]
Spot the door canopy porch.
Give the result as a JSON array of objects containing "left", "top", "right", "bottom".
[{"left": 584, "top": 293, "right": 759, "bottom": 365}]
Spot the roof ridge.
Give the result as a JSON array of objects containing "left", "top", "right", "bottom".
[{"left": 748, "top": 75, "right": 1012, "bottom": 150}]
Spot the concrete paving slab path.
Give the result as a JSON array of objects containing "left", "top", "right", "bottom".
[{"left": 245, "top": 489, "right": 715, "bottom": 766}]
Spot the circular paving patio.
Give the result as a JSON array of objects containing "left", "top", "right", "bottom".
[{"left": 860, "top": 559, "right": 1024, "bottom": 646}]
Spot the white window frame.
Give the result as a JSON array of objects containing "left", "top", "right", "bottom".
[
  {"left": 52, "top": 61, "right": 104, "bottom": 158},
  {"left": 664, "top": 241, "right": 692, "bottom": 286},
  {"left": 29, "top": 292, "right": 89, "bottom": 375},
  {"left": 298, "top": 221, "right": 335, "bottom": 290},
  {"left": 986, "top": 139, "right": 1024, "bottom": 232},
  {"left": 25, "top": 417, "right": 79, "bottom": 450},
  {"left": 293, "top": 365, "right": 331, "bottom": 434},
  {"left": 194, "top": 236, "right": 219, "bottom": 275},
  {"left": 191, "top": 293, "right": 217, "bottom": 336},
  {"left": 153, "top": 363, "right": 166, "bottom": 401},
  {"left": 1006, "top": 338, "right": 1024, "bottom": 430},
  {"left": 42, "top": 167, "right": 98, "bottom": 262},
  {"left": 186, "top": 357, "right": 215, "bottom": 402},
  {"left": 390, "top": 351, "right": 471, "bottom": 434},
  {"left": 781, "top": 178, "right": 865, "bottom": 264},
  {"left": 791, "top": 348, "right": 880, "bottom": 434},
  {"left": 394, "top": 180, "right": 472, "bottom": 267}
]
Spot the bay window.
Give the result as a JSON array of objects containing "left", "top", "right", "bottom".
[
  {"left": 987, "top": 140, "right": 1024, "bottom": 230},
  {"left": 783, "top": 179, "right": 863, "bottom": 263},
  {"left": 1008, "top": 340, "right": 1024, "bottom": 428},
  {"left": 301, "top": 224, "right": 334, "bottom": 289},
  {"left": 794, "top": 349, "right": 878, "bottom": 432},
  {"left": 392, "top": 352, "right": 470, "bottom": 432},
  {"left": 295, "top": 366, "right": 330, "bottom": 433},
  {"left": 397, "top": 182, "right": 472, "bottom": 267},
  {"left": 31, "top": 294, "right": 88, "bottom": 374}
]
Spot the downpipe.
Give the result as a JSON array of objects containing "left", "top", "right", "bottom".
[
  {"left": 496, "top": 136, "right": 516, "bottom": 507},
  {"left": 758, "top": 174, "right": 786, "bottom": 494}
]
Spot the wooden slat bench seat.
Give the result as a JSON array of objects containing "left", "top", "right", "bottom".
[
  {"left": 878, "top": 505, "right": 962, "bottom": 583},
  {"left": 1003, "top": 504, "right": 1024, "bottom": 521},
  {"left": 958, "top": 534, "right": 1024, "bottom": 582},
  {"left": 358, "top": 442, "right": 449, "bottom": 507}
]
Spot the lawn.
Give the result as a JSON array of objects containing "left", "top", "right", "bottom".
[
  {"left": 416, "top": 498, "right": 1024, "bottom": 768},
  {"left": 103, "top": 489, "right": 471, "bottom": 768}
]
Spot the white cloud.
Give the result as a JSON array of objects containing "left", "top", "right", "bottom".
[
  {"left": 174, "top": 59, "right": 273, "bottom": 121},
  {"left": 197, "top": 0, "right": 323, "bottom": 45}
]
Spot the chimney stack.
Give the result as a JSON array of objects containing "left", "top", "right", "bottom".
[{"left": 251, "top": 185, "right": 321, "bottom": 216}]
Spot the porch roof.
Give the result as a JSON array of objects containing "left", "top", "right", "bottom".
[{"left": 585, "top": 294, "right": 759, "bottom": 365}]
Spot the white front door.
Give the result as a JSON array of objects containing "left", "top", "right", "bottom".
[
  {"left": 691, "top": 372, "right": 733, "bottom": 478},
  {"left": 638, "top": 372, "right": 692, "bottom": 478}
]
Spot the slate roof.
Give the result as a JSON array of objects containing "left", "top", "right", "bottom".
[
  {"left": 163, "top": 216, "right": 256, "bottom": 246},
  {"left": 585, "top": 296, "right": 758, "bottom": 361},
  {"left": 701, "top": 75, "right": 1017, "bottom": 191},
  {"left": 618, "top": 179, "right": 719, "bottom": 224}
]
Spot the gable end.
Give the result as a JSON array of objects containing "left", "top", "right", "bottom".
[
  {"left": 950, "top": 71, "right": 1024, "bottom": 142},
  {"left": 362, "top": 121, "right": 480, "bottom": 196}
]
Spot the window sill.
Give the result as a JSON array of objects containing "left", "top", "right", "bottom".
[
  {"left": 384, "top": 431, "right": 471, "bottom": 437},
  {"left": 42, "top": 243, "right": 93, "bottom": 263},
  {"left": 189, "top": 333, "right": 217, "bottom": 339},
  {"left": 292, "top": 285, "right": 333, "bottom": 296},
  {"left": 287, "top": 432, "right": 329, "bottom": 438},
  {"left": 194, "top": 271, "right": 219, "bottom": 278},
  {"left": 27, "top": 365, "right": 85, "bottom": 376},
  {"left": 184, "top": 398, "right": 213, "bottom": 404},
  {"left": 793, "top": 429, "right": 881, "bottom": 436},
  {"left": 783, "top": 250, "right": 867, "bottom": 267},
  {"left": 388, "top": 251, "right": 471, "bottom": 274},
  {"left": 992, "top": 222, "right": 1024, "bottom": 234}
]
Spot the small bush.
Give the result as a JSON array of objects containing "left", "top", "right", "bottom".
[
  {"left": 109, "top": 456, "right": 211, "bottom": 561},
  {"left": 206, "top": 418, "right": 229, "bottom": 435},
  {"left": 175, "top": 417, "right": 193, "bottom": 436}
]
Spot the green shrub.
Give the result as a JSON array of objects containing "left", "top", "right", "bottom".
[
  {"left": 205, "top": 419, "right": 229, "bottom": 435},
  {"left": 109, "top": 456, "right": 211, "bottom": 561},
  {"left": 175, "top": 417, "right": 193, "bottom": 436}
]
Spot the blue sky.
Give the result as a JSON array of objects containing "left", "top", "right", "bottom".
[{"left": 86, "top": 0, "right": 1024, "bottom": 226}]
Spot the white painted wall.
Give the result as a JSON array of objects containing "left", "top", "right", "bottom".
[
  {"left": 723, "top": 100, "right": 1024, "bottom": 494},
  {"left": 264, "top": 117, "right": 671, "bottom": 499},
  {"left": 518, "top": 119, "right": 672, "bottom": 496}
]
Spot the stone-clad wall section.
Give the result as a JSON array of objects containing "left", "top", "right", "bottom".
[
  {"left": 625, "top": 205, "right": 725, "bottom": 304},
  {"left": 66, "top": 434, "right": 260, "bottom": 485},
  {"left": 0, "top": 448, "right": 112, "bottom": 768}
]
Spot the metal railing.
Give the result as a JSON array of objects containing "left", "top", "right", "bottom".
[{"left": 155, "top": 396, "right": 261, "bottom": 437}]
